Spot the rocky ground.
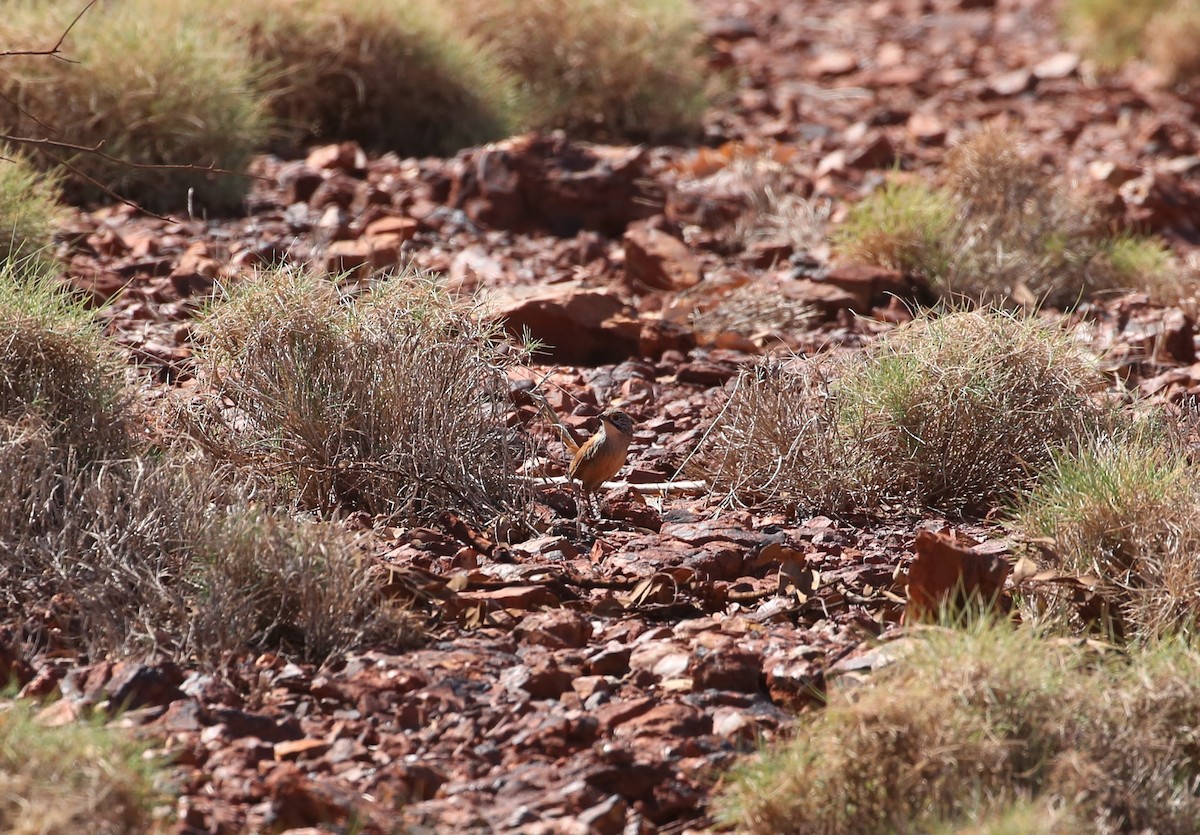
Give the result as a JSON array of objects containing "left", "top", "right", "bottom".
[{"left": 14, "top": 0, "right": 1200, "bottom": 832}]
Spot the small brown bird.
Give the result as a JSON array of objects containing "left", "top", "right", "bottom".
[{"left": 568, "top": 409, "right": 634, "bottom": 519}]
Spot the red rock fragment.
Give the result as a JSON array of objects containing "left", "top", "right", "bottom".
[
  {"left": 809, "top": 49, "right": 858, "bottom": 76},
  {"left": 907, "top": 111, "right": 947, "bottom": 144},
  {"left": 503, "top": 657, "right": 576, "bottom": 699},
  {"left": 1089, "top": 160, "right": 1142, "bottom": 187},
  {"left": 578, "top": 795, "right": 628, "bottom": 835},
  {"left": 692, "top": 645, "right": 762, "bottom": 692},
  {"left": 460, "top": 584, "right": 562, "bottom": 610},
  {"left": 273, "top": 738, "right": 331, "bottom": 761},
  {"left": 614, "top": 703, "right": 709, "bottom": 738},
  {"left": 585, "top": 643, "right": 632, "bottom": 677},
  {"left": 516, "top": 610, "right": 594, "bottom": 650},
  {"left": 305, "top": 141, "right": 368, "bottom": 174},
  {"left": 363, "top": 215, "right": 419, "bottom": 241},
  {"left": 847, "top": 134, "right": 897, "bottom": 170},
  {"left": 324, "top": 236, "right": 400, "bottom": 277},
  {"left": 623, "top": 222, "right": 702, "bottom": 291},
  {"left": 599, "top": 487, "right": 662, "bottom": 531},
  {"left": 263, "top": 762, "right": 357, "bottom": 829},
  {"left": 104, "top": 660, "right": 185, "bottom": 711},
  {"left": 494, "top": 286, "right": 642, "bottom": 366},
  {"left": 986, "top": 68, "right": 1033, "bottom": 97},
  {"left": 1033, "top": 52, "right": 1079, "bottom": 80},
  {"left": 279, "top": 162, "right": 323, "bottom": 204},
  {"left": 903, "top": 529, "right": 1010, "bottom": 623},
  {"left": 629, "top": 641, "right": 691, "bottom": 682},
  {"left": 639, "top": 319, "right": 697, "bottom": 359},
  {"left": 1157, "top": 309, "right": 1197, "bottom": 364},
  {"left": 450, "top": 133, "right": 660, "bottom": 236},
  {"left": 819, "top": 263, "right": 925, "bottom": 311}
]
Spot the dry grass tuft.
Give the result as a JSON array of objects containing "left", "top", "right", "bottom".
[
  {"left": 186, "top": 504, "right": 412, "bottom": 666},
  {"left": 0, "top": 0, "right": 268, "bottom": 212},
  {"left": 0, "top": 422, "right": 412, "bottom": 664},
  {"left": 1061, "top": 0, "right": 1172, "bottom": 70},
  {"left": 929, "top": 799, "right": 1084, "bottom": 835},
  {"left": 1064, "top": 0, "right": 1200, "bottom": 85},
  {"left": 834, "top": 128, "right": 1184, "bottom": 307},
  {"left": 834, "top": 179, "right": 954, "bottom": 278},
  {"left": 1143, "top": 2, "right": 1200, "bottom": 83},
  {"left": 835, "top": 310, "right": 1102, "bottom": 506},
  {"left": 191, "top": 267, "right": 529, "bottom": 523},
  {"left": 446, "top": 0, "right": 710, "bottom": 142},
  {"left": 0, "top": 260, "right": 416, "bottom": 666},
  {"left": 699, "top": 309, "right": 1103, "bottom": 512},
  {"left": 0, "top": 699, "right": 166, "bottom": 835},
  {"left": 719, "top": 622, "right": 1200, "bottom": 834},
  {"left": 689, "top": 284, "right": 818, "bottom": 346},
  {"left": 0, "top": 266, "right": 131, "bottom": 461},
  {"left": 212, "top": 0, "right": 523, "bottom": 155},
  {"left": 0, "top": 150, "right": 63, "bottom": 272},
  {"left": 1015, "top": 427, "right": 1200, "bottom": 639},
  {"left": 0, "top": 422, "right": 190, "bottom": 658},
  {"left": 695, "top": 357, "right": 873, "bottom": 512}
]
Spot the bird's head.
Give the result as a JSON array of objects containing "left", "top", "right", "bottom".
[{"left": 599, "top": 409, "right": 634, "bottom": 436}]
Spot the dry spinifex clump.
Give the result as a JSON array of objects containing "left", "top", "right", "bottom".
[
  {"left": 192, "top": 267, "right": 529, "bottom": 524},
  {"left": 208, "top": 0, "right": 524, "bottom": 155},
  {"left": 834, "top": 126, "right": 1186, "bottom": 307},
  {"left": 0, "top": 0, "right": 268, "bottom": 212},
  {"left": 1015, "top": 424, "right": 1200, "bottom": 640},
  {"left": 445, "top": 0, "right": 710, "bottom": 142},
  {"left": 0, "top": 423, "right": 413, "bottom": 665},
  {"left": 0, "top": 150, "right": 63, "bottom": 274},
  {"left": 0, "top": 268, "right": 131, "bottom": 462},
  {"left": 719, "top": 621, "right": 1200, "bottom": 834},
  {"left": 0, "top": 699, "right": 168, "bottom": 835},
  {"left": 699, "top": 309, "right": 1103, "bottom": 512},
  {"left": 1063, "top": 0, "right": 1200, "bottom": 85},
  {"left": 0, "top": 262, "right": 411, "bottom": 665}
]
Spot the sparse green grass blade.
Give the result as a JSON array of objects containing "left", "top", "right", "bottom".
[
  {"left": 1014, "top": 426, "right": 1200, "bottom": 638},
  {"left": 0, "top": 150, "right": 63, "bottom": 274},
  {"left": 0, "top": 260, "right": 131, "bottom": 460},
  {"left": 832, "top": 179, "right": 954, "bottom": 277},
  {"left": 209, "top": 0, "right": 525, "bottom": 155}
]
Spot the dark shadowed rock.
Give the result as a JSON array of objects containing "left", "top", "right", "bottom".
[{"left": 449, "top": 133, "right": 662, "bottom": 236}]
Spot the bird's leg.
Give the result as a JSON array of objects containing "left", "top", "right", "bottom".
[{"left": 573, "top": 483, "right": 589, "bottom": 537}]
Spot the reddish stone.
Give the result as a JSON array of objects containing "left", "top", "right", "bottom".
[
  {"left": 364, "top": 215, "right": 419, "bottom": 241},
  {"left": 450, "top": 133, "right": 660, "bottom": 236},
  {"left": 613, "top": 703, "right": 710, "bottom": 738},
  {"left": 495, "top": 286, "right": 642, "bottom": 366},
  {"left": 624, "top": 222, "right": 702, "bottom": 291},
  {"left": 305, "top": 141, "right": 368, "bottom": 174},
  {"left": 692, "top": 646, "right": 763, "bottom": 693},
  {"left": 516, "top": 610, "right": 594, "bottom": 650}
]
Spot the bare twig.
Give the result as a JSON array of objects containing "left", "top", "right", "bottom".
[
  {"left": 0, "top": 0, "right": 97, "bottom": 62},
  {"left": 0, "top": 133, "right": 260, "bottom": 179},
  {"left": 35, "top": 147, "right": 178, "bottom": 222},
  {"left": 0, "top": 88, "right": 58, "bottom": 132},
  {"left": 0, "top": 0, "right": 265, "bottom": 221}
]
